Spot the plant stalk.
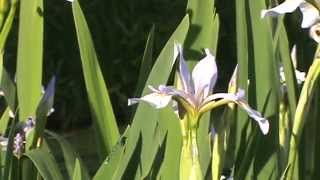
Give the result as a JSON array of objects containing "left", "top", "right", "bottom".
[{"left": 180, "top": 126, "right": 203, "bottom": 180}]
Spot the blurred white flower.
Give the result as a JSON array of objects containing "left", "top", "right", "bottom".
[
  {"left": 279, "top": 45, "right": 306, "bottom": 93},
  {"left": 261, "top": 0, "right": 320, "bottom": 42}
]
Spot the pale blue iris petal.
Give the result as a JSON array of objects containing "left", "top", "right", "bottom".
[
  {"left": 191, "top": 49, "right": 218, "bottom": 98},
  {"left": 203, "top": 89, "right": 269, "bottom": 135},
  {"left": 128, "top": 93, "right": 172, "bottom": 109},
  {"left": 176, "top": 44, "right": 194, "bottom": 94},
  {"left": 159, "top": 85, "right": 196, "bottom": 106},
  {"left": 237, "top": 101, "right": 270, "bottom": 135}
]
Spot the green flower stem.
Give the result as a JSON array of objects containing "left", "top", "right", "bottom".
[
  {"left": 279, "top": 97, "right": 290, "bottom": 172},
  {"left": 211, "top": 85, "right": 237, "bottom": 180},
  {"left": 211, "top": 124, "right": 226, "bottom": 180},
  {"left": 180, "top": 114, "right": 203, "bottom": 180},
  {"left": 286, "top": 58, "right": 320, "bottom": 180},
  {"left": 0, "top": 0, "right": 8, "bottom": 28}
]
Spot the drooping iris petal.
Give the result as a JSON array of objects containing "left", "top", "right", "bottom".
[
  {"left": 128, "top": 85, "right": 195, "bottom": 110},
  {"left": 237, "top": 101, "right": 270, "bottom": 135},
  {"left": 176, "top": 44, "right": 194, "bottom": 94},
  {"left": 261, "top": 0, "right": 304, "bottom": 18},
  {"left": 128, "top": 93, "right": 172, "bottom": 109},
  {"left": 202, "top": 89, "right": 269, "bottom": 135},
  {"left": 299, "top": 2, "right": 319, "bottom": 28},
  {"left": 191, "top": 49, "right": 217, "bottom": 98},
  {"left": 128, "top": 85, "right": 173, "bottom": 108}
]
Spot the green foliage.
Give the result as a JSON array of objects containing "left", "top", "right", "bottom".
[
  {"left": 72, "top": 0, "right": 120, "bottom": 159},
  {"left": 0, "top": 0, "right": 319, "bottom": 179},
  {"left": 16, "top": 0, "right": 43, "bottom": 121}
]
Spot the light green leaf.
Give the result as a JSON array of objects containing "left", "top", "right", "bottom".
[
  {"left": 71, "top": 0, "right": 120, "bottom": 158},
  {"left": 185, "top": 0, "right": 220, "bottom": 175},
  {"left": 72, "top": 159, "right": 83, "bottom": 180},
  {"left": 245, "top": 0, "right": 280, "bottom": 179},
  {"left": 16, "top": 0, "right": 43, "bottom": 121},
  {"left": 0, "top": 0, "right": 17, "bottom": 51}
]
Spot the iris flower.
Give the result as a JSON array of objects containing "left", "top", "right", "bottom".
[
  {"left": 128, "top": 44, "right": 269, "bottom": 135},
  {"left": 261, "top": 0, "right": 320, "bottom": 43}
]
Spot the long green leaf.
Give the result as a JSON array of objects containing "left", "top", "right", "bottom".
[
  {"left": 233, "top": 0, "right": 250, "bottom": 175},
  {"left": 134, "top": 25, "right": 155, "bottom": 96},
  {"left": 72, "top": 159, "right": 84, "bottom": 180},
  {"left": 72, "top": 0, "right": 120, "bottom": 158},
  {"left": 23, "top": 148, "right": 64, "bottom": 180},
  {"left": 111, "top": 15, "right": 189, "bottom": 178},
  {"left": 27, "top": 77, "right": 56, "bottom": 149},
  {"left": 276, "top": 23, "right": 298, "bottom": 119},
  {"left": 185, "top": 0, "right": 220, "bottom": 174},
  {"left": 46, "top": 130, "right": 90, "bottom": 180},
  {"left": 93, "top": 129, "right": 127, "bottom": 179},
  {"left": 248, "top": 0, "right": 280, "bottom": 178},
  {"left": 157, "top": 108, "right": 181, "bottom": 179},
  {"left": 16, "top": 0, "right": 43, "bottom": 121},
  {"left": 286, "top": 57, "right": 320, "bottom": 180}
]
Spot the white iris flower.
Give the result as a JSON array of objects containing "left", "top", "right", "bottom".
[{"left": 128, "top": 44, "right": 269, "bottom": 135}]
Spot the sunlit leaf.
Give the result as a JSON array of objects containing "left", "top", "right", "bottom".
[
  {"left": 16, "top": 0, "right": 43, "bottom": 121},
  {"left": 72, "top": 0, "right": 120, "bottom": 159}
]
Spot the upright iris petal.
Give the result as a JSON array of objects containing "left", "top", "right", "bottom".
[
  {"left": 177, "top": 44, "right": 194, "bottom": 94},
  {"left": 191, "top": 49, "right": 217, "bottom": 99}
]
